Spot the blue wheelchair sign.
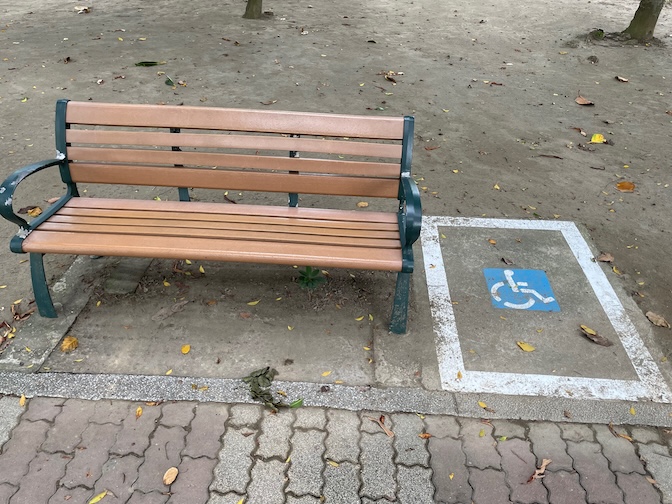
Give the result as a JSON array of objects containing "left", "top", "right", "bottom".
[{"left": 484, "top": 268, "right": 560, "bottom": 312}]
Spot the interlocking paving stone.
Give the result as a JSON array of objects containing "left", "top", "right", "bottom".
[
  {"left": 210, "top": 428, "right": 256, "bottom": 494},
  {"left": 286, "top": 430, "right": 326, "bottom": 497},
  {"left": 42, "top": 399, "right": 95, "bottom": 454},
  {"left": 92, "top": 455, "right": 143, "bottom": 504},
  {"left": 227, "top": 404, "right": 261, "bottom": 428},
  {"left": 256, "top": 410, "right": 294, "bottom": 460},
  {"left": 111, "top": 403, "right": 162, "bottom": 456},
  {"left": 424, "top": 414, "right": 460, "bottom": 439},
  {"left": 136, "top": 425, "right": 187, "bottom": 493},
  {"left": 360, "top": 433, "right": 396, "bottom": 501},
  {"left": 392, "top": 413, "right": 430, "bottom": 466},
  {"left": 559, "top": 423, "right": 594, "bottom": 442},
  {"left": 0, "top": 484, "right": 16, "bottom": 504},
  {"left": 323, "top": 461, "right": 360, "bottom": 504},
  {"left": 498, "top": 438, "right": 547, "bottom": 504},
  {"left": 0, "top": 419, "right": 50, "bottom": 485},
  {"left": 459, "top": 418, "right": 501, "bottom": 470},
  {"left": 527, "top": 422, "right": 573, "bottom": 472},
  {"left": 566, "top": 440, "right": 623, "bottom": 504},
  {"left": 22, "top": 397, "right": 64, "bottom": 423},
  {"left": 629, "top": 427, "right": 662, "bottom": 444},
  {"left": 638, "top": 444, "right": 672, "bottom": 504},
  {"left": 9, "top": 451, "right": 67, "bottom": 504},
  {"left": 469, "top": 467, "right": 511, "bottom": 504},
  {"left": 246, "top": 459, "right": 287, "bottom": 504},
  {"left": 183, "top": 403, "right": 228, "bottom": 459},
  {"left": 168, "top": 456, "right": 218, "bottom": 504},
  {"left": 126, "top": 491, "right": 169, "bottom": 503},
  {"left": 616, "top": 472, "right": 662, "bottom": 504},
  {"left": 492, "top": 420, "right": 527, "bottom": 440},
  {"left": 428, "top": 436, "right": 471, "bottom": 504},
  {"left": 48, "top": 486, "right": 92, "bottom": 504},
  {"left": 294, "top": 407, "right": 327, "bottom": 430},
  {"left": 397, "top": 466, "right": 434, "bottom": 504},
  {"left": 360, "top": 411, "right": 393, "bottom": 434},
  {"left": 594, "top": 424, "right": 646, "bottom": 474},
  {"left": 91, "top": 400, "right": 131, "bottom": 425},
  {"left": 325, "top": 410, "right": 360, "bottom": 463},
  {"left": 542, "top": 470, "right": 587, "bottom": 504},
  {"left": 160, "top": 402, "right": 196, "bottom": 428},
  {"left": 62, "top": 422, "right": 120, "bottom": 488},
  {"left": 207, "top": 493, "right": 247, "bottom": 504},
  {"left": 0, "top": 397, "right": 25, "bottom": 449}
]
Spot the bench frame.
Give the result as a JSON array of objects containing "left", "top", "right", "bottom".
[{"left": 1, "top": 99, "right": 421, "bottom": 333}]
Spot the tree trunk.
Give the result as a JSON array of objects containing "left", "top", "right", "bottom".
[
  {"left": 623, "top": 0, "right": 665, "bottom": 40},
  {"left": 243, "top": 0, "right": 263, "bottom": 19}
]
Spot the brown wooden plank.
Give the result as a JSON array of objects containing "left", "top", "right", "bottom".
[
  {"left": 48, "top": 215, "right": 401, "bottom": 239},
  {"left": 63, "top": 198, "right": 399, "bottom": 224},
  {"left": 36, "top": 222, "right": 401, "bottom": 249},
  {"left": 23, "top": 231, "right": 403, "bottom": 271},
  {"left": 68, "top": 164, "right": 400, "bottom": 198},
  {"left": 66, "top": 130, "right": 403, "bottom": 158},
  {"left": 67, "top": 147, "right": 401, "bottom": 178},
  {"left": 65, "top": 102, "right": 405, "bottom": 140}
]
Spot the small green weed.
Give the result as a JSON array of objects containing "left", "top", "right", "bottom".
[{"left": 298, "top": 266, "right": 325, "bottom": 289}]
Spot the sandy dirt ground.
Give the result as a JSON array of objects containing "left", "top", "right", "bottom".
[{"left": 1, "top": 0, "right": 671, "bottom": 359}]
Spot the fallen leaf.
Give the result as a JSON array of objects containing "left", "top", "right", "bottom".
[
  {"left": 237, "top": 499, "right": 245, "bottom": 504},
  {"left": 418, "top": 432, "right": 432, "bottom": 439},
  {"left": 449, "top": 473, "right": 455, "bottom": 480},
  {"left": 239, "top": 312, "right": 252, "bottom": 319},
  {"left": 646, "top": 476, "right": 657, "bottom": 485},
  {"left": 19, "top": 394, "right": 26, "bottom": 407},
  {"left": 575, "top": 95, "right": 594, "bottom": 106},
  {"left": 60, "top": 336, "right": 79, "bottom": 353},
  {"left": 457, "top": 370, "right": 463, "bottom": 380},
  {"left": 181, "top": 344, "right": 191, "bottom": 355},
  {"left": 290, "top": 398, "right": 304, "bottom": 408},
  {"left": 135, "top": 406, "right": 143, "bottom": 419},
  {"left": 424, "top": 145, "right": 440, "bottom": 151},
  {"left": 321, "top": 370, "right": 332, "bottom": 377},
  {"left": 27, "top": 207, "right": 43, "bottom": 217},
  {"left": 478, "top": 401, "right": 488, "bottom": 409},
  {"left": 165, "top": 369, "right": 173, "bottom": 375},
  {"left": 528, "top": 459, "right": 552, "bottom": 482},
  {"left": 488, "top": 239, "right": 496, "bottom": 245},
  {"left": 247, "top": 300, "right": 260, "bottom": 306},
  {"left": 597, "top": 252, "right": 614, "bottom": 263},
  {"left": 589, "top": 133, "right": 606, "bottom": 144},
  {"left": 615, "top": 181, "right": 635, "bottom": 192},
  {"left": 499, "top": 436, "right": 508, "bottom": 441},
  {"left": 646, "top": 311, "right": 670, "bottom": 328},
  {"left": 162, "top": 467, "right": 178, "bottom": 485},
  {"left": 327, "top": 460, "right": 339, "bottom": 467},
  {"left": 629, "top": 406, "right": 636, "bottom": 416},
  {"left": 135, "top": 61, "right": 166, "bottom": 66},
  {"left": 163, "top": 280, "right": 171, "bottom": 287},
  {"left": 479, "top": 429, "right": 485, "bottom": 437},
  {"left": 199, "top": 265, "right": 205, "bottom": 274},
  {"left": 493, "top": 183, "right": 500, "bottom": 190},
  {"left": 367, "top": 416, "right": 394, "bottom": 437},
  {"left": 355, "top": 315, "right": 365, "bottom": 321},
  {"left": 580, "top": 325, "right": 613, "bottom": 347},
  {"left": 615, "top": 76, "right": 629, "bottom": 83},
  {"left": 356, "top": 201, "right": 369, "bottom": 208},
  {"left": 612, "top": 266, "right": 622, "bottom": 275},
  {"left": 517, "top": 341, "right": 536, "bottom": 352},
  {"left": 89, "top": 490, "right": 108, "bottom": 504}
]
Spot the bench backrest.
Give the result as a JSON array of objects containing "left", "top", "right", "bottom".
[{"left": 57, "top": 100, "right": 414, "bottom": 200}]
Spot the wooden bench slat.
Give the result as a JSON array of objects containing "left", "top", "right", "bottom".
[
  {"left": 64, "top": 198, "right": 399, "bottom": 224},
  {"left": 37, "top": 222, "right": 401, "bottom": 249},
  {"left": 67, "top": 147, "right": 401, "bottom": 178},
  {"left": 68, "top": 164, "right": 400, "bottom": 198},
  {"left": 23, "top": 231, "right": 404, "bottom": 271},
  {"left": 65, "top": 102, "right": 405, "bottom": 140},
  {"left": 66, "top": 130, "right": 403, "bottom": 159},
  {"left": 49, "top": 215, "right": 401, "bottom": 239}
]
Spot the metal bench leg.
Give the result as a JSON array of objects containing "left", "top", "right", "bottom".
[
  {"left": 30, "top": 253, "right": 57, "bottom": 318},
  {"left": 390, "top": 272, "right": 410, "bottom": 334}
]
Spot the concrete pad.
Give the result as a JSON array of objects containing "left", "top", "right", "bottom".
[{"left": 421, "top": 216, "right": 671, "bottom": 403}]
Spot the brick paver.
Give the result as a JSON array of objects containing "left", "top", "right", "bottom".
[
  {"left": 543, "top": 470, "right": 587, "bottom": 504},
  {"left": 286, "top": 430, "right": 326, "bottom": 497},
  {"left": 42, "top": 399, "right": 95, "bottom": 453},
  {"left": 9, "top": 451, "right": 68, "bottom": 504},
  {"left": 360, "top": 433, "right": 396, "bottom": 500},
  {"left": 61, "top": 421, "right": 120, "bottom": 488},
  {"left": 567, "top": 440, "right": 624, "bottom": 504},
  {"left": 135, "top": 425, "right": 188, "bottom": 493},
  {"left": 616, "top": 472, "right": 662, "bottom": 504},
  {"left": 428, "top": 436, "right": 471, "bottom": 504},
  {"left": 183, "top": 403, "right": 228, "bottom": 459},
  {"left": 498, "top": 438, "right": 547, "bottom": 503},
  {"left": 469, "top": 467, "right": 511, "bottom": 504},
  {"left": 169, "top": 456, "right": 219, "bottom": 504}
]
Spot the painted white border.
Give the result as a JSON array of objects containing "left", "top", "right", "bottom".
[{"left": 421, "top": 216, "right": 672, "bottom": 403}]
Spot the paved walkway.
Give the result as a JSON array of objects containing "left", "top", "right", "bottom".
[{"left": 0, "top": 396, "right": 669, "bottom": 504}]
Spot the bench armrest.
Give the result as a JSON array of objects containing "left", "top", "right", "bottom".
[
  {"left": 0, "top": 158, "right": 64, "bottom": 231},
  {"left": 398, "top": 174, "right": 422, "bottom": 247}
]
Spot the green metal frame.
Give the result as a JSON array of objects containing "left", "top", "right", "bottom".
[
  {"left": 288, "top": 134, "right": 300, "bottom": 207},
  {"left": 170, "top": 127, "right": 191, "bottom": 202}
]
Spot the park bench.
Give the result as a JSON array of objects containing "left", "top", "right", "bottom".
[{"left": 0, "top": 100, "right": 421, "bottom": 333}]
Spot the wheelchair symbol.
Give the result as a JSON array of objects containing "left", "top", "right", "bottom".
[{"left": 488, "top": 269, "right": 558, "bottom": 311}]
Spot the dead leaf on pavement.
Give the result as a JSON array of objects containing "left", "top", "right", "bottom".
[
  {"left": 597, "top": 252, "right": 614, "bottom": 263},
  {"left": 575, "top": 95, "right": 594, "bottom": 106},
  {"left": 615, "top": 76, "right": 629, "bottom": 82},
  {"left": 528, "top": 459, "right": 552, "bottom": 482},
  {"left": 646, "top": 311, "right": 670, "bottom": 328},
  {"left": 89, "top": 490, "right": 108, "bottom": 504},
  {"left": 646, "top": 476, "right": 658, "bottom": 485},
  {"left": 517, "top": 341, "right": 536, "bottom": 352},
  {"left": 616, "top": 181, "right": 635, "bottom": 192},
  {"left": 135, "top": 406, "right": 143, "bottom": 420},
  {"left": 367, "top": 415, "right": 394, "bottom": 437},
  {"left": 570, "top": 127, "right": 588, "bottom": 137},
  {"left": 162, "top": 467, "right": 179, "bottom": 485},
  {"left": 181, "top": 344, "right": 191, "bottom": 355},
  {"left": 19, "top": 394, "right": 26, "bottom": 407},
  {"left": 580, "top": 325, "right": 613, "bottom": 347},
  {"left": 418, "top": 432, "right": 432, "bottom": 439},
  {"left": 60, "top": 336, "right": 79, "bottom": 353}
]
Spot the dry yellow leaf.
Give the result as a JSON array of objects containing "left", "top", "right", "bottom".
[
  {"left": 355, "top": 315, "right": 365, "bottom": 321},
  {"left": 276, "top": 297, "right": 282, "bottom": 301},
  {"left": 580, "top": 324, "right": 597, "bottom": 335},
  {"left": 162, "top": 466, "right": 179, "bottom": 485},
  {"left": 363, "top": 346, "right": 371, "bottom": 351},
  {"left": 616, "top": 181, "right": 635, "bottom": 192},
  {"left": 478, "top": 401, "right": 488, "bottom": 409},
  {"left": 89, "top": 490, "right": 108, "bottom": 504},
  {"left": 13, "top": 299, "right": 22, "bottom": 305},
  {"left": 488, "top": 239, "right": 497, "bottom": 245},
  {"left": 60, "top": 336, "right": 79, "bottom": 353},
  {"left": 19, "top": 394, "right": 26, "bottom": 407},
  {"left": 589, "top": 133, "right": 606, "bottom": 144},
  {"left": 247, "top": 300, "right": 260, "bottom": 306},
  {"left": 321, "top": 370, "right": 332, "bottom": 377},
  {"left": 334, "top": 380, "right": 344, "bottom": 384},
  {"left": 96, "top": 300, "right": 102, "bottom": 307},
  {"left": 163, "top": 280, "right": 171, "bottom": 287},
  {"left": 418, "top": 432, "right": 432, "bottom": 439},
  {"left": 629, "top": 406, "right": 636, "bottom": 416},
  {"left": 356, "top": 201, "right": 369, "bottom": 208},
  {"left": 457, "top": 371, "right": 463, "bottom": 380},
  {"left": 449, "top": 473, "right": 455, "bottom": 480},
  {"left": 181, "top": 344, "right": 191, "bottom": 355},
  {"left": 199, "top": 265, "right": 205, "bottom": 274},
  {"left": 136, "top": 406, "right": 143, "bottom": 419},
  {"left": 493, "top": 183, "right": 500, "bottom": 190},
  {"left": 368, "top": 314, "right": 374, "bottom": 321},
  {"left": 0, "top": 285, "right": 6, "bottom": 289},
  {"left": 27, "top": 207, "right": 42, "bottom": 217},
  {"left": 612, "top": 266, "right": 622, "bottom": 275},
  {"left": 516, "top": 341, "right": 536, "bottom": 352},
  {"left": 185, "top": 259, "right": 192, "bottom": 265},
  {"left": 288, "top": 326, "right": 294, "bottom": 331},
  {"left": 166, "top": 369, "right": 173, "bottom": 375},
  {"left": 440, "top": 233, "right": 447, "bottom": 239},
  {"left": 327, "top": 460, "right": 339, "bottom": 467},
  {"left": 479, "top": 429, "right": 485, "bottom": 437}
]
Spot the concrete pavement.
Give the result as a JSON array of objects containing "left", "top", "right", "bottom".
[{"left": 0, "top": 395, "right": 670, "bottom": 503}]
